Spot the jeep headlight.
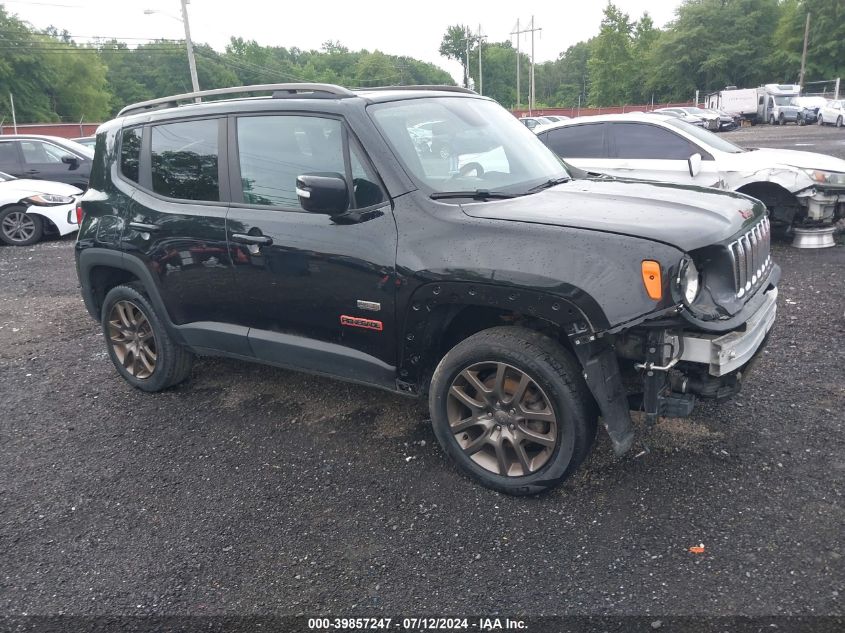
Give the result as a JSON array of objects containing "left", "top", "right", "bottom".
[
  {"left": 23, "top": 193, "right": 75, "bottom": 206},
  {"left": 680, "top": 260, "right": 700, "bottom": 304},
  {"left": 803, "top": 169, "right": 845, "bottom": 185}
]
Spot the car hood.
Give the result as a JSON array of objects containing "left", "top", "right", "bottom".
[
  {"left": 460, "top": 177, "right": 763, "bottom": 252},
  {"left": 730, "top": 148, "right": 845, "bottom": 173},
  {"left": 1, "top": 179, "right": 82, "bottom": 198}
]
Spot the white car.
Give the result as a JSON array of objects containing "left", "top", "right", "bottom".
[
  {"left": 817, "top": 100, "right": 844, "bottom": 127},
  {"left": 0, "top": 172, "right": 80, "bottom": 246},
  {"left": 535, "top": 113, "right": 845, "bottom": 226},
  {"left": 653, "top": 107, "right": 717, "bottom": 130},
  {"left": 519, "top": 116, "right": 554, "bottom": 131}
]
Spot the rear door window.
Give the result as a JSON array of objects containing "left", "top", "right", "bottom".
[
  {"left": 542, "top": 124, "right": 607, "bottom": 159},
  {"left": 150, "top": 119, "right": 220, "bottom": 201},
  {"left": 609, "top": 123, "right": 696, "bottom": 160},
  {"left": 21, "top": 140, "right": 66, "bottom": 164},
  {"left": 0, "top": 142, "right": 19, "bottom": 169}
]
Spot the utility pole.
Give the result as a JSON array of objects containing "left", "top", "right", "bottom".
[
  {"left": 512, "top": 18, "right": 541, "bottom": 112},
  {"left": 511, "top": 18, "right": 521, "bottom": 110},
  {"left": 9, "top": 93, "right": 16, "bottom": 134},
  {"left": 180, "top": 0, "right": 201, "bottom": 101},
  {"left": 477, "top": 24, "right": 487, "bottom": 96},
  {"left": 465, "top": 27, "right": 471, "bottom": 89},
  {"left": 798, "top": 12, "right": 810, "bottom": 88}
]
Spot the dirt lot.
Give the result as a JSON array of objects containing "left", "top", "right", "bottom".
[{"left": 0, "top": 125, "right": 843, "bottom": 618}]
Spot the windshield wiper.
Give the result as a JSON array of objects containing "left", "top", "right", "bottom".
[
  {"left": 526, "top": 176, "right": 571, "bottom": 193},
  {"left": 430, "top": 189, "right": 517, "bottom": 201}
]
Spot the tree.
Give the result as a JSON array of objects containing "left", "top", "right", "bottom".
[
  {"left": 646, "top": 0, "right": 781, "bottom": 101},
  {"left": 770, "top": 0, "right": 845, "bottom": 84},
  {"left": 439, "top": 25, "right": 473, "bottom": 88},
  {"left": 627, "top": 13, "right": 660, "bottom": 104},
  {"left": 588, "top": 2, "right": 634, "bottom": 106}
]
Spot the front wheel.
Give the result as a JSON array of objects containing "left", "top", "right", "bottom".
[
  {"left": 101, "top": 284, "right": 193, "bottom": 392},
  {"left": 429, "top": 327, "right": 597, "bottom": 496},
  {"left": 769, "top": 114, "right": 776, "bottom": 125},
  {"left": 798, "top": 115, "right": 806, "bottom": 126},
  {"left": 779, "top": 113, "right": 786, "bottom": 125},
  {"left": 818, "top": 115, "right": 824, "bottom": 126},
  {"left": 0, "top": 205, "right": 43, "bottom": 246},
  {"left": 838, "top": 117, "right": 843, "bottom": 128}
]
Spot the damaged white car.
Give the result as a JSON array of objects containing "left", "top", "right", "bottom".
[
  {"left": 535, "top": 113, "right": 845, "bottom": 228},
  {"left": 0, "top": 172, "right": 81, "bottom": 246}
]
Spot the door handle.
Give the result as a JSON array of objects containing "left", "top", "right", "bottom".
[
  {"left": 128, "top": 221, "right": 161, "bottom": 232},
  {"left": 231, "top": 233, "right": 273, "bottom": 246},
  {"left": 25, "top": 170, "right": 39, "bottom": 175}
]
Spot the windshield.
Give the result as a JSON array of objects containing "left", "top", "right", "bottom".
[
  {"left": 682, "top": 107, "right": 708, "bottom": 116},
  {"left": 664, "top": 117, "right": 745, "bottom": 154},
  {"left": 773, "top": 96, "right": 798, "bottom": 106},
  {"left": 369, "top": 97, "right": 568, "bottom": 195}
]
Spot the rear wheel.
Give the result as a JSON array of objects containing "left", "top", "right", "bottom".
[
  {"left": 0, "top": 205, "right": 43, "bottom": 246},
  {"left": 838, "top": 116, "right": 843, "bottom": 128},
  {"left": 769, "top": 114, "right": 776, "bottom": 125},
  {"left": 429, "top": 327, "right": 597, "bottom": 496},
  {"left": 779, "top": 113, "right": 785, "bottom": 125},
  {"left": 101, "top": 284, "right": 193, "bottom": 392},
  {"left": 818, "top": 115, "right": 824, "bottom": 126}
]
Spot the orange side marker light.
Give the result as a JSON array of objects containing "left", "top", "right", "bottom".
[{"left": 641, "top": 260, "right": 662, "bottom": 301}]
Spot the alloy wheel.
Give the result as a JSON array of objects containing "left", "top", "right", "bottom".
[
  {"left": 107, "top": 300, "right": 157, "bottom": 379},
  {"left": 1, "top": 211, "right": 36, "bottom": 243},
  {"left": 446, "top": 361, "right": 558, "bottom": 477}
]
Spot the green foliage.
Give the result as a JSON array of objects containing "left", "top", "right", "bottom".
[
  {"left": 439, "top": 25, "right": 473, "bottom": 87},
  {"left": 466, "top": 41, "right": 529, "bottom": 107},
  {"left": 588, "top": 2, "right": 634, "bottom": 107},
  {"left": 441, "top": 0, "right": 844, "bottom": 109},
  {"left": 0, "top": 4, "right": 454, "bottom": 122}
]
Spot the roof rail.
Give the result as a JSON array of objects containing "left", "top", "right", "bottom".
[
  {"left": 354, "top": 85, "right": 478, "bottom": 95},
  {"left": 118, "top": 83, "right": 356, "bottom": 117}
]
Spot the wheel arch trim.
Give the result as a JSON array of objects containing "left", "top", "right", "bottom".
[
  {"left": 76, "top": 247, "right": 185, "bottom": 344},
  {"left": 397, "top": 280, "right": 609, "bottom": 390}
]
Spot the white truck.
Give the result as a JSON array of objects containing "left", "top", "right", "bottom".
[
  {"left": 705, "top": 87, "right": 758, "bottom": 122},
  {"left": 756, "top": 84, "right": 802, "bottom": 125}
]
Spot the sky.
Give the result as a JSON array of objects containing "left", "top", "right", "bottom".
[{"left": 4, "top": 0, "right": 684, "bottom": 83}]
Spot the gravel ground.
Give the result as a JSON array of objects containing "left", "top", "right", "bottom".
[{"left": 1, "top": 126, "right": 844, "bottom": 619}]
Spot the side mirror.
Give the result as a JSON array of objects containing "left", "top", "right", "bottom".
[
  {"left": 296, "top": 172, "right": 349, "bottom": 214},
  {"left": 61, "top": 155, "right": 79, "bottom": 167},
  {"left": 687, "top": 153, "right": 702, "bottom": 178}
]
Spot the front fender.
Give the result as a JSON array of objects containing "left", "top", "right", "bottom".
[
  {"left": 725, "top": 166, "right": 815, "bottom": 196},
  {"left": 397, "top": 280, "right": 605, "bottom": 387},
  {"left": 26, "top": 203, "right": 78, "bottom": 236}
]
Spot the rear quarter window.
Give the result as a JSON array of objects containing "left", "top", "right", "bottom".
[{"left": 120, "top": 128, "right": 142, "bottom": 183}]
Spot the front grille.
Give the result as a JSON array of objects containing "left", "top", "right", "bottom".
[{"left": 727, "top": 217, "right": 772, "bottom": 298}]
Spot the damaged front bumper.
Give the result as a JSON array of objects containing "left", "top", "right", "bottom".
[
  {"left": 573, "top": 282, "right": 779, "bottom": 457},
  {"left": 676, "top": 286, "right": 777, "bottom": 377}
]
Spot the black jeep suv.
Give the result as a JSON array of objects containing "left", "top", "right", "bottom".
[{"left": 76, "top": 84, "right": 779, "bottom": 495}]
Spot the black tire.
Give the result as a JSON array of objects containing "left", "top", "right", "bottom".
[
  {"left": 101, "top": 284, "right": 193, "bottom": 392},
  {"left": 0, "top": 205, "right": 43, "bottom": 246},
  {"left": 779, "top": 113, "right": 785, "bottom": 126},
  {"left": 769, "top": 115, "right": 775, "bottom": 125},
  {"left": 429, "top": 326, "right": 598, "bottom": 496},
  {"left": 798, "top": 115, "right": 805, "bottom": 126},
  {"left": 838, "top": 117, "right": 843, "bottom": 129},
  {"left": 818, "top": 115, "right": 824, "bottom": 126}
]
